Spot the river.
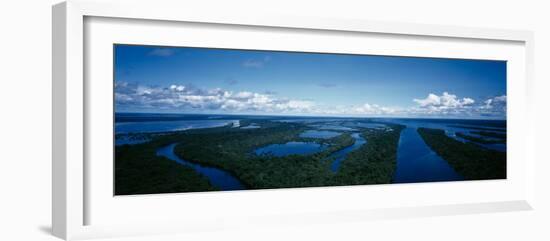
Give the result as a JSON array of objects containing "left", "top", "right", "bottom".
[
  {"left": 156, "top": 143, "right": 245, "bottom": 191},
  {"left": 328, "top": 132, "right": 367, "bottom": 172},
  {"left": 392, "top": 127, "right": 463, "bottom": 183}
]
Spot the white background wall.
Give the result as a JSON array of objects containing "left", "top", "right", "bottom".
[{"left": 0, "top": 0, "right": 548, "bottom": 240}]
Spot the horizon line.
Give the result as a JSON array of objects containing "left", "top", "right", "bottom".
[{"left": 114, "top": 111, "right": 507, "bottom": 121}]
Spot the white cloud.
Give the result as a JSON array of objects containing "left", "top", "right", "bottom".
[
  {"left": 170, "top": 85, "right": 185, "bottom": 92},
  {"left": 413, "top": 93, "right": 440, "bottom": 107},
  {"left": 462, "top": 98, "right": 475, "bottom": 105},
  {"left": 353, "top": 103, "right": 398, "bottom": 115},
  {"left": 495, "top": 95, "right": 507, "bottom": 102},
  {"left": 115, "top": 81, "right": 316, "bottom": 114},
  {"left": 483, "top": 95, "right": 506, "bottom": 109},
  {"left": 479, "top": 95, "right": 507, "bottom": 118},
  {"left": 276, "top": 100, "right": 315, "bottom": 112},
  {"left": 116, "top": 83, "right": 506, "bottom": 118},
  {"left": 411, "top": 92, "right": 476, "bottom": 116},
  {"left": 413, "top": 92, "right": 475, "bottom": 109},
  {"left": 410, "top": 92, "right": 506, "bottom": 118},
  {"left": 234, "top": 91, "right": 254, "bottom": 99}
]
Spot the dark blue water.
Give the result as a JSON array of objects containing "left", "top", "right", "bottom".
[
  {"left": 329, "top": 132, "right": 367, "bottom": 172},
  {"left": 300, "top": 130, "right": 341, "bottom": 139},
  {"left": 156, "top": 143, "right": 245, "bottom": 190},
  {"left": 392, "top": 127, "right": 463, "bottom": 183},
  {"left": 254, "top": 141, "right": 327, "bottom": 157},
  {"left": 384, "top": 118, "right": 506, "bottom": 152}
]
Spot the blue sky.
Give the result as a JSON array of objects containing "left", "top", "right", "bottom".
[{"left": 114, "top": 44, "right": 507, "bottom": 119}]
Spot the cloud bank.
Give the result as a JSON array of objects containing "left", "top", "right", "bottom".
[
  {"left": 115, "top": 81, "right": 314, "bottom": 114},
  {"left": 409, "top": 92, "right": 505, "bottom": 118},
  {"left": 413, "top": 92, "right": 475, "bottom": 109},
  {"left": 115, "top": 82, "right": 506, "bottom": 118}
]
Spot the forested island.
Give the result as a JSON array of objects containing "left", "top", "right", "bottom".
[
  {"left": 115, "top": 138, "right": 217, "bottom": 195},
  {"left": 418, "top": 128, "right": 506, "bottom": 180}
]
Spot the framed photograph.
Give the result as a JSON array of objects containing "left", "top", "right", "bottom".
[{"left": 53, "top": 0, "right": 535, "bottom": 240}]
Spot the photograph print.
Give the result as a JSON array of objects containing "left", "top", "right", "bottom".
[{"left": 114, "top": 44, "right": 506, "bottom": 195}]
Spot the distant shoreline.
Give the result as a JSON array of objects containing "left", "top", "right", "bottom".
[{"left": 114, "top": 112, "right": 506, "bottom": 122}]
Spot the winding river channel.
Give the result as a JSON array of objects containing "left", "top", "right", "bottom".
[
  {"left": 156, "top": 143, "right": 245, "bottom": 191},
  {"left": 156, "top": 131, "right": 369, "bottom": 190},
  {"left": 328, "top": 132, "right": 367, "bottom": 172}
]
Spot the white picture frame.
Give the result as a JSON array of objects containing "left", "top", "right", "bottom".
[{"left": 52, "top": 0, "right": 535, "bottom": 240}]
